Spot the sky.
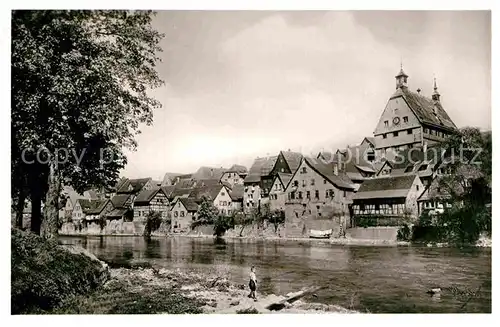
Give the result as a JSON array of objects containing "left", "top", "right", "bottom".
[{"left": 121, "top": 10, "right": 491, "bottom": 180}]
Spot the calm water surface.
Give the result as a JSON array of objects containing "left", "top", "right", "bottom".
[{"left": 59, "top": 236, "right": 491, "bottom": 313}]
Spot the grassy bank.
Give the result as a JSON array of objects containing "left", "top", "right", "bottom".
[{"left": 11, "top": 229, "right": 110, "bottom": 314}]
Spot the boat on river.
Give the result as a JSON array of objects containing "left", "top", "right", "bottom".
[{"left": 309, "top": 229, "right": 333, "bottom": 239}]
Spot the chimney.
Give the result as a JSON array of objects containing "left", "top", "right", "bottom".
[{"left": 333, "top": 163, "right": 339, "bottom": 176}]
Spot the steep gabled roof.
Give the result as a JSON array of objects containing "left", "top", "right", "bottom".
[
  {"left": 228, "top": 164, "right": 248, "bottom": 174},
  {"left": 281, "top": 151, "right": 303, "bottom": 173},
  {"left": 78, "top": 199, "right": 109, "bottom": 215},
  {"left": 117, "top": 177, "right": 152, "bottom": 194},
  {"left": 244, "top": 156, "right": 278, "bottom": 183},
  {"left": 317, "top": 151, "right": 334, "bottom": 163},
  {"left": 192, "top": 167, "right": 227, "bottom": 181},
  {"left": 189, "top": 184, "right": 225, "bottom": 202},
  {"left": 160, "top": 185, "right": 176, "bottom": 198},
  {"left": 197, "top": 179, "right": 221, "bottom": 187},
  {"left": 178, "top": 197, "right": 199, "bottom": 212},
  {"left": 353, "top": 175, "right": 417, "bottom": 200},
  {"left": 110, "top": 194, "right": 132, "bottom": 209},
  {"left": 391, "top": 87, "right": 457, "bottom": 131},
  {"left": 134, "top": 187, "right": 165, "bottom": 205},
  {"left": 361, "top": 137, "right": 376, "bottom": 147},
  {"left": 303, "top": 157, "right": 355, "bottom": 190},
  {"left": 175, "top": 178, "right": 196, "bottom": 188},
  {"left": 162, "top": 172, "right": 183, "bottom": 185}
]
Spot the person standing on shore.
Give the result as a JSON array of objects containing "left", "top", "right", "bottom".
[{"left": 248, "top": 266, "right": 257, "bottom": 301}]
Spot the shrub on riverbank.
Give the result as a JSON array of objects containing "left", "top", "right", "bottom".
[{"left": 11, "top": 229, "right": 109, "bottom": 314}]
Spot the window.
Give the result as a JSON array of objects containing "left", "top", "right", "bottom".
[
  {"left": 302, "top": 167, "right": 307, "bottom": 174},
  {"left": 393, "top": 131, "right": 399, "bottom": 137},
  {"left": 290, "top": 192, "right": 295, "bottom": 200},
  {"left": 311, "top": 179, "right": 315, "bottom": 185},
  {"left": 306, "top": 191, "right": 310, "bottom": 199},
  {"left": 325, "top": 190, "right": 329, "bottom": 198},
  {"left": 343, "top": 191, "right": 347, "bottom": 197},
  {"left": 174, "top": 211, "right": 179, "bottom": 217},
  {"left": 419, "top": 164, "right": 428, "bottom": 171},
  {"left": 221, "top": 192, "right": 225, "bottom": 196},
  {"left": 293, "top": 180, "right": 299, "bottom": 187},
  {"left": 416, "top": 185, "right": 419, "bottom": 191},
  {"left": 180, "top": 211, "right": 185, "bottom": 217},
  {"left": 315, "top": 190, "right": 319, "bottom": 199},
  {"left": 384, "top": 120, "right": 389, "bottom": 127},
  {"left": 281, "top": 168, "right": 285, "bottom": 173},
  {"left": 408, "top": 144, "right": 414, "bottom": 149},
  {"left": 403, "top": 116, "right": 408, "bottom": 123},
  {"left": 430, "top": 129, "right": 435, "bottom": 135},
  {"left": 424, "top": 128, "right": 429, "bottom": 134},
  {"left": 298, "top": 192, "right": 303, "bottom": 199},
  {"left": 323, "top": 179, "right": 327, "bottom": 184},
  {"left": 302, "top": 180, "right": 307, "bottom": 187},
  {"left": 407, "top": 129, "right": 413, "bottom": 135}
]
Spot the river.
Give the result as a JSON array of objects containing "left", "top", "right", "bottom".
[{"left": 59, "top": 235, "right": 491, "bottom": 313}]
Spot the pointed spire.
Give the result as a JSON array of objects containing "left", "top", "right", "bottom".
[{"left": 432, "top": 75, "right": 441, "bottom": 102}]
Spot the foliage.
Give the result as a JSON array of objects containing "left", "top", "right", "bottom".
[
  {"left": 11, "top": 228, "right": 108, "bottom": 314},
  {"left": 268, "top": 209, "right": 285, "bottom": 232},
  {"left": 11, "top": 10, "right": 164, "bottom": 237},
  {"left": 397, "top": 224, "right": 411, "bottom": 241},
  {"left": 192, "top": 196, "right": 219, "bottom": 228},
  {"left": 143, "top": 210, "right": 163, "bottom": 237},
  {"left": 356, "top": 216, "right": 406, "bottom": 227},
  {"left": 437, "top": 127, "right": 492, "bottom": 206},
  {"left": 213, "top": 215, "right": 235, "bottom": 238}
]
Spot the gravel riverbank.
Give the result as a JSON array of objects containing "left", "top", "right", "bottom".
[{"left": 53, "top": 266, "right": 357, "bottom": 314}]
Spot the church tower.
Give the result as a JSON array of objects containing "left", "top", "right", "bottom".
[{"left": 395, "top": 64, "right": 409, "bottom": 90}]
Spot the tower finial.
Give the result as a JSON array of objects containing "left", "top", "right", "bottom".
[{"left": 432, "top": 74, "right": 440, "bottom": 102}]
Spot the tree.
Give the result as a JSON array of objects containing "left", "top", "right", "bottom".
[
  {"left": 11, "top": 10, "right": 164, "bottom": 238},
  {"left": 143, "top": 211, "right": 163, "bottom": 238},
  {"left": 196, "top": 196, "right": 219, "bottom": 225},
  {"left": 268, "top": 209, "right": 285, "bottom": 233}
]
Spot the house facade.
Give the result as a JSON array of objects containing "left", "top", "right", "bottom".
[
  {"left": 170, "top": 197, "right": 198, "bottom": 232},
  {"left": 269, "top": 173, "right": 292, "bottom": 212},
  {"left": 352, "top": 174, "right": 424, "bottom": 225},
  {"left": 189, "top": 184, "right": 233, "bottom": 216},
  {"left": 285, "top": 157, "right": 356, "bottom": 218},
  {"left": 107, "top": 193, "right": 134, "bottom": 221},
  {"left": 373, "top": 66, "right": 457, "bottom": 159},
  {"left": 133, "top": 188, "right": 170, "bottom": 221}
]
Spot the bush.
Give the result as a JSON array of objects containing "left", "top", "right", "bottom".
[
  {"left": 11, "top": 229, "right": 109, "bottom": 314},
  {"left": 213, "top": 215, "right": 235, "bottom": 237},
  {"left": 397, "top": 224, "right": 411, "bottom": 241},
  {"left": 143, "top": 211, "right": 163, "bottom": 237}
]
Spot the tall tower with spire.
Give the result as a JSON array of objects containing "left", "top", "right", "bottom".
[
  {"left": 395, "top": 63, "right": 409, "bottom": 90},
  {"left": 432, "top": 77, "right": 441, "bottom": 102}
]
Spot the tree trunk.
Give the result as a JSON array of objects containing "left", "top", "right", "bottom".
[
  {"left": 15, "top": 188, "right": 26, "bottom": 229},
  {"left": 41, "top": 160, "right": 61, "bottom": 240},
  {"left": 30, "top": 190, "right": 42, "bottom": 234}
]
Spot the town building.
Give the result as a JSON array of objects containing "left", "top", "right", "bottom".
[
  {"left": 351, "top": 174, "right": 424, "bottom": 225},
  {"left": 220, "top": 164, "right": 248, "bottom": 188},
  {"left": 133, "top": 187, "right": 170, "bottom": 220},
  {"left": 243, "top": 155, "right": 278, "bottom": 213},
  {"left": 170, "top": 197, "right": 198, "bottom": 232},
  {"left": 283, "top": 157, "right": 356, "bottom": 238},
  {"left": 189, "top": 184, "right": 233, "bottom": 216},
  {"left": 106, "top": 193, "right": 134, "bottom": 221},
  {"left": 72, "top": 198, "right": 113, "bottom": 226},
  {"left": 229, "top": 184, "right": 244, "bottom": 213},
  {"left": 373, "top": 66, "right": 458, "bottom": 159},
  {"left": 269, "top": 173, "right": 292, "bottom": 212},
  {"left": 285, "top": 157, "right": 356, "bottom": 218}
]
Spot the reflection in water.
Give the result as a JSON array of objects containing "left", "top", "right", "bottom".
[{"left": 59, "top": 236, "right": 491, "bottom": 313}]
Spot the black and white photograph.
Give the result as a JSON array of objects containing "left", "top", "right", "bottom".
[{"left": 5, "top": 1, "right": 495, "bottom": 318}]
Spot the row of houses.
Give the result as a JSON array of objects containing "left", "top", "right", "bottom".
[{"left": 61, "top": 66, "right": 465, "bottom": 231}]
